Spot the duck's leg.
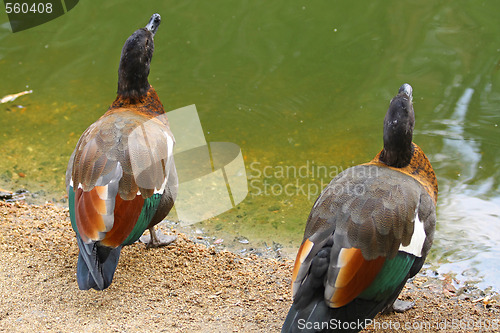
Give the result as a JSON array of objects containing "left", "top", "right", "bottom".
[{"left": 145, "top": 227, "right": 177, "bottom": 249}]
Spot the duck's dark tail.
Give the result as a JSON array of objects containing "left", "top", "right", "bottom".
[
  {"left": 282, "top": 291, "right": 388, "bottom": 333},
  {"left": 76, "top": 234, "right": 121, "bottom": 290}
]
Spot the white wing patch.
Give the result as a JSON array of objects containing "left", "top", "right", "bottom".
[
  {"left": 399, "top": 214, "right": 426, "bottom": 257},
  {"left": 69, "top": 178, "right": 84, "bottom": 189},
  {"left": 166, "top": 132, "right": 174, "bottom": 160}
]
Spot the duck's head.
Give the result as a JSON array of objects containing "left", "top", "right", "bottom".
[
  {"left": 380, "top": 83, "right": 415, "bottom": 168},
  {"left": 117, "top": 13, "right": 161, "bottom": 99}
]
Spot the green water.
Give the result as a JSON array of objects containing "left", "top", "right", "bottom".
[{"left": 1, "top": 1, "right": 499, "bottom": 290}]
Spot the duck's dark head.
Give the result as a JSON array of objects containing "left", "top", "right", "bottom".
[
  {"left": 117, "top": 13, "right": 161, "bottom": 100},
  {"left": 379, "top": 83, "right": 415, "bottom": 168}
]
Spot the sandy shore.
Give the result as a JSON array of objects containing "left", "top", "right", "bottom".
[{"left": 0, "top": 201, "right": 498, "bottom": 332}]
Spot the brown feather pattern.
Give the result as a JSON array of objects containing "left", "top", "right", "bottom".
[
  {"left": 66, "top": 86, "right": 178, "bottom": 247},
  {"left": 328, "top": 248, "right": 385, "bottom": 307},
  {"left": 74, "top": 187, "right": 106, "bottom": 242},
  {"left": 292, "top": 146, "right": 437, "bottom": 304},
  {"left": 368, "top": 143, "right": 438, "bottom": 205},
  {"left": 67, "top": 87, "right": 175, "bottom": 201},
  {"left": 100, "top": 194, "right": 145, "bottom": 247}
]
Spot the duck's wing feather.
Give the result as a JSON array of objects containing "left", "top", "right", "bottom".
[
  {"left": 66, "top": 110, "right": 176, "bottom": 246},
  {"left": 68, "top": 110, "right": 175, "bottom": 199},
  {"left": 292, "top": 165, "right": 435, "bottom": 308}
]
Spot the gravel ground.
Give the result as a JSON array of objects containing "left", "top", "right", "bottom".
[{"left": 0, "top": 201, "right": 498, "bottom": 332}]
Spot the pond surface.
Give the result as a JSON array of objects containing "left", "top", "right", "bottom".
[{"left": 1, "top": 1, "right": 499, "bottom": 290}]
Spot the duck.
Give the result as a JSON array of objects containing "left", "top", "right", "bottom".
[
  {"left": 65, "top": 13, "right": 178, "bottom": 291},
  {"left": 282, "top": 84, "right": 438, "bottom": 332}
]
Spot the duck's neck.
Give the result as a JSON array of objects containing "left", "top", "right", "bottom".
[
  {"left": 117, "top": 62, "right": 150, "bottom": 100},
  {"left": 379, "top": 140, "right": 414, "bottom": 168}
]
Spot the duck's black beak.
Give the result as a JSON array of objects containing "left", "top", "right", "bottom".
[
  {"left": 145, "top": 13, "right": 161, "bottom": 37},
  {"left": 398, "top": 83, "right": 413, "bottom": 102}
]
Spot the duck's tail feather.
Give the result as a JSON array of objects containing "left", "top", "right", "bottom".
[
  {"left": 282, "top": 290, "right": 387, "bottom": 333},
  {"left": 76, "top": 234, "right": 122, "bottom": 290}
]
